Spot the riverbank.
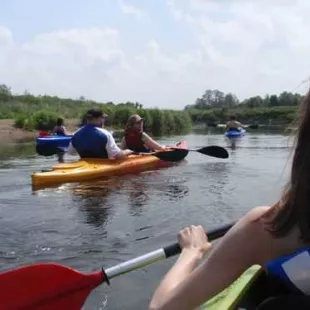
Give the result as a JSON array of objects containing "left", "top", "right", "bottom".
[
  {"left": 0, "top": 119, "right": 125, "bottom": 143},
  {"left": 0, "top": 119, "right": 79, "bottom": 142}
]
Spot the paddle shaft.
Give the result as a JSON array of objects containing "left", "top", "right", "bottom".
[{"left": 104, "top": 222, "right": 234, "bottom": 281}]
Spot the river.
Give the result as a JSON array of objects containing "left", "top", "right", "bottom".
[{"left": 0, "top": 130, "right": 293, "bottom": 309}]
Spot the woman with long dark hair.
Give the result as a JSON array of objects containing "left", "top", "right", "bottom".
[{"left": 149, "top": 91, "right": 310, "bottom": 309}]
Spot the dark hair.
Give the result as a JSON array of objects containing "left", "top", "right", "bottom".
[
  {"left": 265, "top": 89, "right": 310, "bottom": 241},
  {"left": 230, "top": 115, "right": 236, "bottom": 120},
  {"left": 56, "top": 117, "right": 64, "bottom": 126}
]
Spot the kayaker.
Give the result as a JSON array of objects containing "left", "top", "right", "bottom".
[
  {"left": 67, "top": 109, "right": 134, "bottom": 159},
  {"left": 149, "top": 92, "right": 310, "bottom": 309},
  {"left": 121, "top": 114, "right": 167, "bottom": 152},
  {"left": 53, "top": 117, "right": 68, "bottom": 136},
  {"left": 225, "top": 115, "right": 245, "bottom": 132}
]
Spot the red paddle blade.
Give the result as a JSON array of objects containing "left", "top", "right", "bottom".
[{"left": 0, "top": 263, "right": 104, "bottom": 310}]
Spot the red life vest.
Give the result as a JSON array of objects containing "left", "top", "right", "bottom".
[{"left": 124, "top": 129, "right": 149, "bottom": 152}]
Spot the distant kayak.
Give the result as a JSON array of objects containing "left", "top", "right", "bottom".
[{"left": 225, "top": 128, "right": 246, "bottom": 138}]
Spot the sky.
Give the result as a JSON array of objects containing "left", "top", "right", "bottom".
[{"left": 1, "top": 0, "right": 310, "bottom": 109}]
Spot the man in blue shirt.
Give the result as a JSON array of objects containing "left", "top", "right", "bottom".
[{"left": 67, "top": 109, "right": 133, "bottom": 159}]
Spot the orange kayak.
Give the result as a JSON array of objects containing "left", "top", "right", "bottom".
[{"left": 31, "top": 141, "right": 188, "bottom": 187}]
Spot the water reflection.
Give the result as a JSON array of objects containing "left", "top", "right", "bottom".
[
  {"left": 0, "top": 142, "right": 36, "bottom": 163},
  {"left": 202, "top": 162, "right": 231, "bottom": 194},
  {"left": 70, "top": 179, "right": 118, "bottom": 229},
  {"left": 127, "top": 181, "right": 149, "bottom": 217}
]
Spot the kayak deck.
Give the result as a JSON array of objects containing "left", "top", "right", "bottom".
[
  {"left": 201, "top": 265, "right": 262, "bottom": 309},
  {"left": 201, "top": 264, "right": 296, "bottom": 309}
]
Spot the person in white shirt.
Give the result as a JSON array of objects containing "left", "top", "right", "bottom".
[{"left": 67, "top": 109, "right": 133, "bottom": 159}]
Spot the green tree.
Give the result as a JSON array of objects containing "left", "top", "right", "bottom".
[{"left": 0, "top": 84, "right": 12, "bottom": 101}]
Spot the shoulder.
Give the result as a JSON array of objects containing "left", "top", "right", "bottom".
[
  {"left": 232, "top": 206, "right": 271, "bottom": 236},
  {"left": 244, "top": 206, "right": 271, "bottom": 222},
  {"left": 96, "top": 128, "right": 115, "bottom": 143},
  {"left": 217, "top": 207, "right": 272, "bottom": 264},
  {"left": 96, "top": 127, "right": 112, "bottom": 137},
  {"left": 72, "top": 126, "right": 83, "bottom": 136},
  {"left": 142, "top": 132, "right": 150, "bottom": 139}
]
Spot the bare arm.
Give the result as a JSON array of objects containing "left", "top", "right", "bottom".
[
  {"left": 143, "top": 133, "right": 166, "bottom": 151},
  {"left": 150, "top": 226, "right": 211, "bottom": 306},
  {"left": 120, "top": 137, "right": 127, "bottom": 150},
  {"left": 114, "top": 149, "right": 134, "bottom": 159},
  {"left": 105, "top": 132, "right": 133, "bottom": 159},
  {"left": 62, "top": 126, "right": 68, "bottom": 135},
  {"left": 149, "top": 207, "right": 269, "bottom": 310}
]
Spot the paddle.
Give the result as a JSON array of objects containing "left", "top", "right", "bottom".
[
  {"left": 175, "top": 146, "right": 229, "bottom": 159},
  {"left": 137, "top": 146, "right": 229, "bottom": 162},
  {"left": 245, "top": 124, "right": 259, "bottom": 129},
  {"left": 0, "top": 222, "right": 234, "bottom": 310}
]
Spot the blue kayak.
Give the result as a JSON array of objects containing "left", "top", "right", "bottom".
[
  {"left": 225, "top": 128, "right": 246, "bottom": 138},
  {"left": 36, "top": 135, "right": 72, "bottom": 156}
]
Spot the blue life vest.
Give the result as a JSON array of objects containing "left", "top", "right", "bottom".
[
  {"left": 266, "top": 247, "right": 310, "bottom": 295},
  {"left": 71, "top": 124, "right": 108, "bottom": 158}
]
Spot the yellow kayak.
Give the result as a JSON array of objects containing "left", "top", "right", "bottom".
[{"left": 32, "top": 141, "right": 188, "bottom": 187}]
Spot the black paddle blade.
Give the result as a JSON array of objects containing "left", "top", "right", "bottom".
[
  {"left": 197, "top": 146, "right": 229, "bottom": 159},
  {"left": 153, "top": 149, "right": 189, "bottom": 162},
  {"left": 248, "top": 124, "right": 259, "bottom": 129}
]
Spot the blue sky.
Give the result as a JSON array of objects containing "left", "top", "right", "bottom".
[{"left": 0, "top": 0, "right": 310, "bottom": 108}]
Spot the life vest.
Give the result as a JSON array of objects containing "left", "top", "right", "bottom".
[
  {"left": 71, "top": 124, "right": 108, "bottom": 158},
  {"left": 124, "top": 129, "right": 150, "bottom": 153},
  {"left": 266, "top": 247, "right": 310, "bottom": 295}
]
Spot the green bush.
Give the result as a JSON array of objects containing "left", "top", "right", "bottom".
[
  {"left": 32, "top": 111, "right": 58, "bottom": 130},
  {"left": 14, "top": 111, "right": 58, "bottom": 131},
  {"left": 3, "top": 83, "right": 193, "bottom": 135},
  {"left": 14, "top": 114, "right": 35, "bottom": 131},
  {"left": 14, "top": 115, "right": 27, "bottom": 129}
]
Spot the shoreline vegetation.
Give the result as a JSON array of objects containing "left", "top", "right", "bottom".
[
  {"left": 0, "top": 84, "right": 302, "bottom": 142},
  {"left": 185, "top": 89, "right": 301, "bottom": 127}
]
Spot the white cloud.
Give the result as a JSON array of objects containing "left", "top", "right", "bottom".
[
  {"left": 118, "top": 0, "right": 145, "bottom": 21},
  {"left": 0, "top": 26, "right": 13, "bottom": 47},
  {"left": 167, "top": 0, "right": 310, "bottom": 97},
  {"left": 0, "top": 26, "right": 211, "bottom": 108},
  {"left": 1, "top": 1, "right": 310, "bottom": 109}
]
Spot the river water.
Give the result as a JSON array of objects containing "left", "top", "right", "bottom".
[{"left": 0, "top": 130, "right": 293, "bottom": 309}]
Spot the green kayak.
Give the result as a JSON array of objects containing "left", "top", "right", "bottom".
[{"left": 200, "top": 265, "right": 262, "bottom": 309}]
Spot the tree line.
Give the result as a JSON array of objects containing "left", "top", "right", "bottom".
[
  {"left": 0, "top": 84, "right": 191, "bottom": 136},
  {"left": 0, "top": 84, "right": 305, "bottom": 133},
  {"left": 185, "top": 89, "right": 303, "bottom": 125},
  {"left": 186, "top": 89, "right": 303, "bottom": 109}
]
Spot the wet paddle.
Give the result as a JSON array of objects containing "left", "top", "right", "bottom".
[
  {"left": 138, "top": 146, "right": 229, "bottom": 162},
  {"left": 245, "top": 124, "right": 259, "bottom": 129},
  {"left": 0, "top": 222, "right": 234, "bottom": 310},
  {"left": 180, "top": 146, "right": 229, "bottom": 159}
]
